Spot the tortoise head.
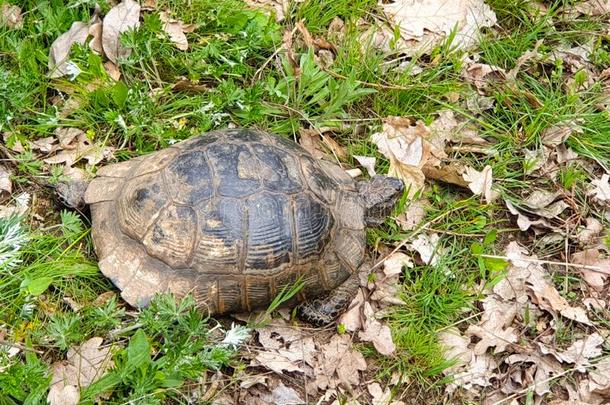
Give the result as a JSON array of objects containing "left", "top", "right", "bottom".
[{"left": 357, "top": 176, "right": 404, "bottom": 226}]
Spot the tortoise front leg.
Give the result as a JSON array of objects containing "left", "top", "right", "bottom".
[{"left": 297, "top": 266, "right": 365, "bottom": 326}]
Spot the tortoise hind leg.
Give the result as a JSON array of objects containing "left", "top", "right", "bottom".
[{"left": 297, "top": 271, "right": 361, "bottom": 326}]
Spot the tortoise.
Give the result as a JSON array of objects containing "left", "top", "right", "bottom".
[{"left": 60, "top": 128, "right": 404, "bottom": 324}]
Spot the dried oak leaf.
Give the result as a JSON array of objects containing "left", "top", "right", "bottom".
[
  {"left": 0, "top": 3, "right": 22, "bottom": 29},
  {"left": 159, "top": 11, "right": 195, "bottom": 51},
  {"left": 353, "top": 155, "right": 377, "bottom": 177},
  {"left": 312, "top": 334, "right": 367, "bottom": 390},
  {"left": 371, "top": 117, "right": 431, "bottom": 198},
  {"left": 465, "top": 296, "right": 518, "bottom": 355},
  {"left": 505, "top": 242, "right": 591, "bottom": 325},
  {"left": 0, "top": 166, "right": 12, "bottom": 199},
  {"left": 259, "top": 381, "right": 304, "bottom": 405},
  {"left": 358, "top": 302, "right": 396, "bottom": 356},
  {"left": 462, "top": 165, "right": 499, "bottom": 203},
  {"left": 589, "top": 174, "right": 610, "bottom": 202},
  {"left": 252, "top": 323, "right": 315, "bottom": 375},
  {"left": 379, "top": 0, "right": 497, "bottom": 56},
  {"left": 47, "top": 337, "right": 114, "bottom": 405},
  {"left": 48, "top": 22, "right": 90, "bottom": 78},
  {"left": 539, "top": 333, "right": 604, "bottom": 372},
  {"left": 572, "top": 246, "right": 610, "bottom": 291},
  {"left": 102, "top": 0, "right": 141, "bottom": 64}
]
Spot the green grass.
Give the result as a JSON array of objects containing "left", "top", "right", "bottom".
[{"left": 2, "top": 0, "right": 610, "bottom": 402}]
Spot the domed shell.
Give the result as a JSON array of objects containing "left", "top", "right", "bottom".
[{"left": 85, "top": 129, "right": 366, "bottom": 314}]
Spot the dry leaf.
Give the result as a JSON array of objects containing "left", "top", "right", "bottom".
[
  {"left": 396, "top": 198, "right": 428, "bottom": 231},
  {"left": 259, "top": 381, "right": 304, "bottom": 405},
  {"left": 159, "top": 11, "right": 194, "bottom": 51},
  {"left": 576, "top": 217, "right": 604, "bottom": 245},
  {"left": 313, "top": 334, "right": 367, "bottom": 390},
  {"left": 572, "top": 247, "right": 610, "bottom": 291},
  {"left": 243, "top": 0, "right": 289, "bottom": 21},
  {"left": 47, "top": 337, "right": 114, "bottom": 405},
  {"left": 505, "top": 353, "right": 564, "bottom": 396},
  {"left": 589, "top": 174, "right": 610, "bottom": 202},
  {"left": 88, "top": 21, "right": 103, "bottom": 54},
  {"left": 0, "top": 192, "right": 30, "bottom": 219},
  {"left": 565, "top": 0, "right": 610, "bottom": 16},
  {"left": 541, "top": 122, "right": 581, "bottom": 147},
  {"left": 446, "top": 351, "right": 498, "bottom": 393},
  {"left": 462, "top": 165, "right": 499, "bottom": 203},
  {"left": 409, "top": 233, "right": 441, "bottom": 265},
  {"left": 0, "top": 3, "right": 22, "bottom": 29},
  {"left": 48, "top": 22, "right": 90, "bottom": 79},
  {"left": 462, "top": 61, "right": 507, "bottom": 91},
  {"left": 371, "top": 117, "right": 430, "bottom": 197},
  {"left": 0, "top": 166, "right": 12, "bottom": 198},
  {"left": 539, "top": 333, "right": 604, "bottom": 372},
  {"left": 102, "top": 0, "right": 141, "bottom": 64},
  {"left": 299, "top": 128, "right": 346, "bottom": 161},
  {"left": 505, "top": 242, "right": 592, "bottom": 325},
  {"left": 379, "top": 0, "right": 497, "bottom": 56},
  {"left": 141, "top": 0, "right": 157, "bottom": 11},
  {"left": 30, "top": 136, "right": 58, "bottom": 153},
  {"left": 368, "top": 382, "right": 406, "bottom": 405},
  {"left": 439, "top": 328, "right": 471, "bottom": 371},
  {"left": 44, "top": 129, "right": 114, "bottom": 168},
  {"left": 353, "top": 155, "right": 377, "bottom": 177},
  {"left": 505, "top": 200, "right": 552, "bottom": 231},
  {"left": 358, "top": 302, "right": 396, "bottom": 356},
  {"left": 103, "top": 61, "right": 121, "bottom": 81},
  {"left": 465, "top": 297, "right": 518, "bottom": 355},
  {"left": 338, "top": 289, "right": 365, "bottom": 332}
]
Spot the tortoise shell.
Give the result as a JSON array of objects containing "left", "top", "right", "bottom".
[{"left": 85, "top": 129, "right": 366, "bottom": 314}]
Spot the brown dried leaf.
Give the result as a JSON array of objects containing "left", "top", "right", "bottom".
[
  {"left": 465, "top": 297, "right": 518, "bottom": 355},
  {"left": 47, "top": 337, "right": 114, "bottom": 405},
  {"left": 243, "top": 0, "right": 289, "bottom": 21},
  {"left": 353, "top": 155, "right": 376, "bottom": 177},
  {"left": 505, "top": 353, "right": 564, "bottom": 396},
  {"left": 379, "top": 0, "right": 497, "bottom": 56},
  {"left": 298, "top": 128, "right": 346, "bottom": 161},
  {"left": 439, "top": 328, "right": 471, "bottom": 372},
  {"left": 0, "top": 166, "right": 12, "bottom": 199},
  {"left": 259, "top": 381, "right": 304, "bottom": 405},
  {"left": 462, "top": 165, "right": 499, "bottom": 203},
  {"left": 576, "top": 217, "right": 604, "bottom": 246},
  {"left": 541, "top": 121, "right": 581, "bottom": 147},
  {"left": 159, "top": 11, "right": 193, "bottom": 51},
  {"left": 30, "top": 136, "right": 58, "bottom": 153},
  {"left": 338, "top": 289, "right": 364, "bottom": 332},
  {"left": 409, "top": 233, "right": 441, "bottom": 265},
  {"left": 572, "top": 247, "right": 610, "bottom": 291},
  {"left": 462, "top": 61, "right": 507, "bottom": 91},
  {"left": 141, "top": 0, "right": 157, "bottom": 11},
  {"left": 44, "top": 129, "right": 114, "bottom": 168},
  {"left": 358, "top": 302, "right": 395, "bottom": 356},
  {"left": 88, "top": 22, "right": 103, "bottom": 54},
  {"left": 589, "top": 174, "right": 610, "bottom": 202},
  {"left": 103, "top": 61, "right": 121, "bottom": 81},
  {"left": 0, "top": 3, "right": 22, "bottom": 29},
  {"left": 371, "top": 117, "right": 430, "bottom": 197},
  {"left": 505, "top": 242, "right": 591, "bottom": 325},
  {"left": 313, "top": 334, "right": 367, "bottom": 390},
  {"left": 102, "top": 0, "right": 141, "bottom": 64},
  {"left": 565, "top": 0, "right": 610, "bottom": 16},
  {"left": 396, "top": 198, "right": 428, "bottom": 231},
  {"left": 48, "top": 22, "right": 90, "bottom": 78},
  {"left": 539, "top": 333, "right": 604, "bottom": 372}
]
